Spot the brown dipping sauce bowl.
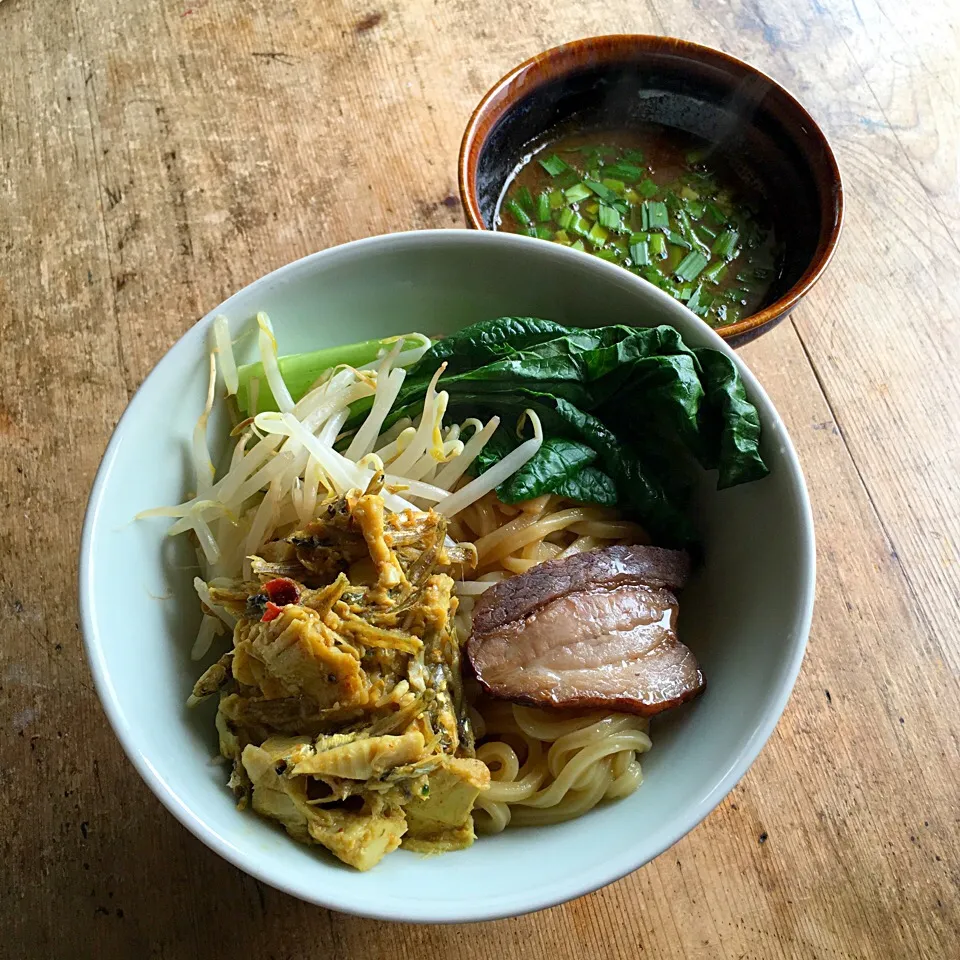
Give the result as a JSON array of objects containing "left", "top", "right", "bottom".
[{"left": 458, "top": 35, "right": 843, "bottom": 345}]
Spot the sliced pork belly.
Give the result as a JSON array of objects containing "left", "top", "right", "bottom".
[{"left": 467, "top": 545, "right": 704, "bottom": 717}]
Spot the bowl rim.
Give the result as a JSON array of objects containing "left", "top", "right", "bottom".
[
  {"left": 458, "top": 33, "right": 844, "bottom": 342},
  {"left": 79, "top": 228, "right": 815, "bottom": 923}
]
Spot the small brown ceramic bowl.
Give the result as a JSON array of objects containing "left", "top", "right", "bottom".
[{"left": 459, "top": 35, "right": 843, "bottom": 345}]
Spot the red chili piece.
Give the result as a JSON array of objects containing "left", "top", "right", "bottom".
[
  {"left": 263, "top": 578, "right": 300, "bottom": 607},
  {"left": 261, "top": 601, "right": 283, "bottom": 623}
]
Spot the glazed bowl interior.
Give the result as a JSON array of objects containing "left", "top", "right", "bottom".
[
  {"left": 80, "top": 230, "right": 813, "bottom": 923},
  {"left": 462, "top": 36, "right": 842, "bottom": 342}
]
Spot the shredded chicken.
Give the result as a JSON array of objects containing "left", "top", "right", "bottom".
[{"left": 190, "top": 476, "right": 484, "bottom": 870}]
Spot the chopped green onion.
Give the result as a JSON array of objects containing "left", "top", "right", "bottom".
[
  {"left": 649, "top": 234, "right": 667, "bottom": 259},
  {"left": 601, "top": 178, "right": 626, "bottom": 194},
  {"left": 538, "top": 154, "right": 570, "bottom": 176},
  {"left": 630, "top": 237, "right": 650, "bottom": 266},
  {"left": 571, "top": 239, "right": 585, "bottom": 252},
  {"left": 505, "top": 199, "right": 531, "bottom": 226},
  {"left": 688, "top": 288, "right": 712, "bottom": 317},
  {"left": 601, "top": 161, "right": 643, "bottom": 183},
  {"left": 687, "top": 200, "right": 705, "bottom": 219},
  {"left": 697, "top": 223, "right": 718, "bottom": 241},
  {"left": 702, "top": 260, "right": 727, "bottom": 283},
  {"left": 705, "top": 202, "right": 727, "bottom": 225},
  {"left": 712, "top": 229, "right": 740, "bottom": 260},
  {"left": 515, "top": 186, "right": 534, "bottom": 213},
  {"left": 522, "top": 225, "right": 537, "bottom": 237},
  {"left": 557, "top": 207, "right": 575, "bottom": 230},
  {"left": 583, "top": 179, "right": 617, "bottom": 203},
  {"left": 678, "top": 284, "right": 694, "bottom": 301},
  {"left": 535, "top": 225, "right": 553, "bottom": 240},
  {"left": 570, "top": 215, "right": 593, "bottom": 239},
  {"left": 664, "top": 230, "right": 691, "bottom": 250},
  {"left": 564, "top": 182, "right": 593, "bottom": 203},
  {"left": 677, "top": 209, "right": 711, "bottom": 256},
  {"left": 554, "top": 229, "right": 570, "bottom": 244},
  {"left": 597, "top": 204, "right": 622, "bottom": 230},
  {"left": 535, "top": 192, "right": 551, "bottom": 222},
  {"left": 587, "top": 221, "right": 609, "bottom": 246},
  {"left": 675, "top": 251, "right": 710, "bottom": 282},
  {"left": 582, "top": 199, "right": 600, "bottom": 218},
  {"left": 622, "top": 148, "right": 645, "bottom": 164},
  {"left": 549, "top": 189, "right": 565, "bottom": 210},
  {"left": 680, "top": 186, "right": 700, "bottom": 201},
  {"left": 642, "top": 201, "right": 669, "bottom": 230},
  {"left": 594, "top": 249, "right": 620, "bottom": 263},
  {"left": 636, "top": 178, "right": 658, "bottom": 199}
]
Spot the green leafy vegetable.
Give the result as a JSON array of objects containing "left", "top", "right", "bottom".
[
  {"left": 497, "top": 437, "right": 598, "bottom": 501},
  {"left": 693, "top": 348, "right": 768, "bottom": 487},
  {"left": 552, "top": 466, "right": 618, "bottom": 506},
  {"left": 351, "top": 318, "right": 768, "bottom": 545},
  {"left": 236, "top": 334, "right": 424, "bottom": 414}
]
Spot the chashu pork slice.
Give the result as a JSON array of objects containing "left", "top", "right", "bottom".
[{"left": 467, "top": 545, "right": 704, "bottom": 717}]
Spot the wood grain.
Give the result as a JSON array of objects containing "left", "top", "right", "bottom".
[{"left": 1, "top": 0, "right": 958, "bottom": 956}]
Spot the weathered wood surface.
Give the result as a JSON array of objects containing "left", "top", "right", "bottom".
[{"left": 1, "top": 0, "right": 957, "bottom": 956}]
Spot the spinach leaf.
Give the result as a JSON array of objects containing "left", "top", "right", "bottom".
[
  {"left": 548, "top": 398, "right": 697, "bottom": 544},
  {"left": 415, "top": 317, "right": 571, "bottom": 374},
  {"left": 499, "top": 438, "right": 598, "bottom": 502},
  {"left": 343, "top": 318, "right": 767, "bottom": 544},
  {"left": 552, "top": 466, "right": 618, "bottom": 507},
  {"left": 694, "top": 348, "right": 769, "bottom": 487}
]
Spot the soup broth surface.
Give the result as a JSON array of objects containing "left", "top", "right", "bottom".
[{"left": 495, "top": 124, "right": 782, "bottom": 328}]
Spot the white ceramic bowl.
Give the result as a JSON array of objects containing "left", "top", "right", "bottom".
[{"left": 80, "top": 230, "right": 814, "bottom": 923}]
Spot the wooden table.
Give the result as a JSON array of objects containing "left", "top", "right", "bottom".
[{"left": 2, "top": 0, "right": 958, "bottom": 956}]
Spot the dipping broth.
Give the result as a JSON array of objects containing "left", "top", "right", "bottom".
[{"left": 495, "top": 125, "right": 782, "bottom": 328}]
